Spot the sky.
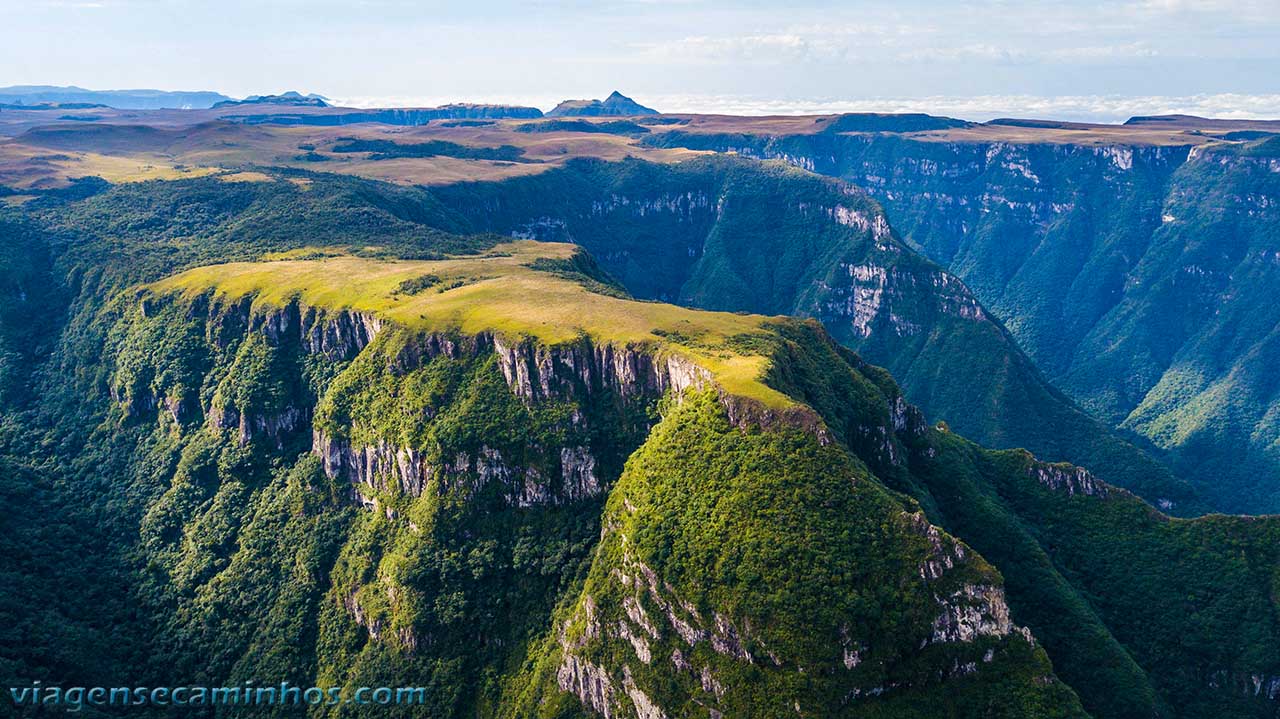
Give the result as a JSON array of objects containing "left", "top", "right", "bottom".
[{"left": 3, "top": 0, "right": 1280, "bottom": 122}]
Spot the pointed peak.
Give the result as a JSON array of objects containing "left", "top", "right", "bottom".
[{"left": 548, "top": 91, "right": 658, "bottom": 117}]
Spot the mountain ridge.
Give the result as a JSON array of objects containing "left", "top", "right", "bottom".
[
  {"left": 548, "top": 91, "right": 659, "bottom": 117},
  {"left": 0, "top": 84, "right": 234, "bottom": 109}
]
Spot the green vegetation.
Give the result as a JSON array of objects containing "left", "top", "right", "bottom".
[
  {"left": 525, "top": 253, "right": 632, "bottom": 300},
  {"left": 331, "top": 138, "right": 534, "bottom": 163},
  {"left": 0, "top": 172, "right": 497, "bottom": 711},
  {"left": 515, "top": 119, "right": 650, "bottom": 136},
  {"left": 747, "top": 323, "right": 1280, "bottom": 719},
  {"left": 904, "top": 431, "right": 1280, "bottom": 719},
  {"left": 2, "top": 157, "right": 1278, "bottom": 719},
  {"left": 507, "top": 392, "right": 1084, "bottom": 719},
  {"left": 151, "top": 242, "right": 794, "bottom": 409},
  {"left": 430, "top": 156, "right": 1200, "bottom": 512},
  {"left": 393, "top": 273, "right": 442, "bottom": 295},
  {"left": 25, "top": 171, "right": 486, "bottom": 288}
]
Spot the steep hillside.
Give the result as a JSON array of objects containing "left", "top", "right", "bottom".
[
  {"left": 642, "top": 128, "right": 1280, "bottom": 513},
  {"left": 1089, "top": 140, "right": 1280, "bottom": 512},
  {"left": 0, "top": 215, "right": 1082, "bottom": 715},
  {"left": 1, "top": 175, "right": 1277, "bottom": 718},
  {"left": 429, "top": 157, "right": 1199, "bottom": 511},
  {"left": 134, "top": 247, "right": 1084, "bottom": 718}
]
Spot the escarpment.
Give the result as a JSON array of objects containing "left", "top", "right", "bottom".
[
  {"left": 87, "top": 272, "right": 1280, "bottom": 719},
  {"left": 119, "top": 294, "right": 684, "bottom": 510},
  {"left": 640, "top": 130, "right": 1280, "bottom": 513},
  {"left": 640, "top": 133, "right": 1194, "bottom": 403},
  {"left": 115, "top": 264, "right": 869, "bottom": 514},
  {"left": 106, "top": 265, "right": 1108, "bottom": 717},
  {"left": 631, "top": 134, "right": 1193, "bottom": 371},
  {"left": 429, "top": 157, "right": 1197, "bottom": 512}
]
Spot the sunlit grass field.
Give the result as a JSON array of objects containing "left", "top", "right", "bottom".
[{"left": 151, "top": 240, "right": 794, "bottom": 408}]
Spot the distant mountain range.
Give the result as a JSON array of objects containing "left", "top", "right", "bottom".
[
  {"left": 0, "top": 86, "right": 663, "bottom": 118},
  {"left": 0, "top": 85, "right": 233, "bottom": 109},
  {"left": 212, "top": 90, "right": 329, "bottom": 108}
]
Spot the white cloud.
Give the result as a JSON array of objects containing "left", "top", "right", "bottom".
[
  {"left": 35, "top": 0, "right": 109, "bottom": 6},
  {"left": 325, "top": 91, "right": 1280, "bottom": 123},
  {"left": 1045, "top": 42, "right": 1158, "bottom": 61},
  {"left": 1136, "top": 0, "right": 1255, "bottom": 14},
  {"left": 585, "top": 93, "right": 1280, "bottom": 123},
  {"left": 898, "top": 43, "right": 1031, "bottom": 64},
  {"left": 629, "top": 26, "right": 1163, "bottom": 68},
  {"left": 632, "top": 32, "right": 854, "bottom": 65},
  {"left": 6, "top": 1, "right": 1279, "bottom": 109}
]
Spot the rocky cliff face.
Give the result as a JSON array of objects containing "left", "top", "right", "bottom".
[
  {"left": 430, "top": 157, "right": 1196, "bottom": 511},
  {"left": 107, "top": 288, "right": 1098, "bottom": 718},
  {"left": 644, "top": 130, "right": 1280, "bottom": 512},
  {"left": 113, "top": 290, "right": 847, "bottom": 520},
  {"left": 118, "top": 296, "right": 663, "bottom": 512},
  {"left": 551, "top": 517, "right": 1036, "bottom": 719},
  {"left": 643, "top": 130, "right": 1190, "bottom": 374},
  {"left": 312, "top": 325, "right": 727, "bottom": 509}
]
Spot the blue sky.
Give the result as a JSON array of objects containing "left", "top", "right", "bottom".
[{"left": 4, "top": 0, "right": 1279, "bottom": 120}]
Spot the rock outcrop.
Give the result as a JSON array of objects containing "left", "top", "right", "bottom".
[{"left": 119, "top": 293, "right": 838, "bottom": 516}]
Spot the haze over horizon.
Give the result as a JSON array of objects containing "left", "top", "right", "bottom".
[{"left": 5, "top": 0, "right": 1279, "bottom": 123}]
